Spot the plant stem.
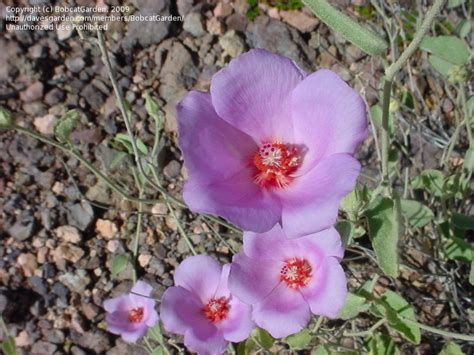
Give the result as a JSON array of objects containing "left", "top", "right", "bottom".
[
  {"left": 380, "top": 0, "right": 446, "bottom": 187},
  {"left": 344, "top": 318, "right": 386, "bottom": 337},
  {"left": 401, "top": 317, "right": 474, "bottom": 342},
  {"left": 96, "top": 29, "right": 184, "bottom": 208},
  {"left": 13, "top": 125, "right": 161, "bottom": 205}
]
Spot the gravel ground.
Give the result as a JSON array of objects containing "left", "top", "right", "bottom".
[{"left": 0, "top": 0, "right": 472, "bottom": 354}]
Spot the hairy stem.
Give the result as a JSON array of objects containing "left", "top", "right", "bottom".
[
  {"left": 401, "top": 317, "right": 474, "bottom": 342},
  {"left": 343, "top": 318, "right": 386, "bottom": 337},
  {"left": 380, "top": 0, "right": 446, "bottom": 187},
  {"left": 13, "top": 125, "right": 161, "bottom": 205}
]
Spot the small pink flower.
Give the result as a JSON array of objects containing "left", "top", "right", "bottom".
[
  {"left": 160, "top": 255, "right": 255, "bottom": 355},
  {"left": 103, "top": 281, "right": 159, "bottom": 343},
  {"left": 178, "top": 49, "right": 367, "bottom": 236},
  {"left": 229, "top": 225, "right": 347, "bottom": 338}
]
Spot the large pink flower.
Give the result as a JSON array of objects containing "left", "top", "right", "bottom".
[
  {"left": 160, "top": 255, "right": 255, "bottom": 355},
  {"left": 178, "top": 49, "right": 367, "bottom": 236},
  {"left": 228, "top": 225, "right": 347, "bottom": 338}
]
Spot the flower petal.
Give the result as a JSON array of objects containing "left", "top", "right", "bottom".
[
  {"left": 291, "top": 69, "right": 367, "bottom": 170},
  {"left": 160, "top": 286, "right": 205, "bottom": 335},
  {"left": 218, "top": 297, "right": 255, "bottom": 343},
  {"left": 300, "top": 258, "right": 347, "bottom": 318},
  {"left": 210, "top": 49, "right": 305, "bottom": 142},
  {"left": 131, "top": 280, "right": 153, "bottom": 297},
  {"left": 177, "top": 90, "right": 257, "bottom": 183},
  {"left": 242, "top": 224, "right": 293, "bottom": 260},
  {"left": 277, "top": 154, "right": 361, "bottom": 238},
  {"left": 252, "top": 283, "right": 311, "bottom": 338},
  {"left": 297, "top": 228, "right": 344, "bottom": 260},
  {"left": 103, "top": 294, "right": 129, "bottom": 313},
  {"left": 183, "top": 173, "right": 281, "bottom": 233},
  {"left": 120, "top": 326, "right": 148, "bottom": 343},
  {"left": 184, "top": 325, "right": 228, "bottom": 355},
  {"left": 174, "top": 255, "right": 222, "bottom": 302},
  {"left": 228, "top": 253, "right": 280, "bottom": 305}
]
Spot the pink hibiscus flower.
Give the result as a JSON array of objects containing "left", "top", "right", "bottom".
[
  {"left": 228, "top": 225, "right": 347, "bottom": 338},
  {"left": 103, "top": 281, "right": 159, "bottom": 343},
  {"left": 160, "top": 255, "right": 255, "bottom": 355},
  {"left": 178, "top": 49, "right": 367, "bottom": 236}
]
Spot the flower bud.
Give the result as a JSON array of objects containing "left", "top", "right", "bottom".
[{"left": 447, "top": 65, "right": 467, "bottom": 84}]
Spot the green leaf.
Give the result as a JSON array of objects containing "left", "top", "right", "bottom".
[
  {"left": 375, "top": 290, "right": 421, "bottom": 344},
  {"left": 336, "top": 220, "right": 354, "bottom": 246},
  {"left": 253, "top": 328, "right": 274, "bottom": 350},
  {"left": 237, "top": 337, "right": 256, "bottom": 355},
  {"left": 411, "top": 169, "right": 445, "bottom": 197},
  {"left": 445, "top": 236, "right": 474, "bottom": 262},
  {"left": 337, "top": 292, "right": 370, "bottom": 320},
  {"left": 428, "top": 55, "right": 454, "bottom": 76},
  {"left": 463, "top": 147, "right": 474, "bottom": 171},
  {"left": 303, "top": 0, "right": 388, "bottom": 56},
  {"left": 439, "top": 341, "right": 464, "bottom": 355},
  {"left": 54, "top": 109, "right": 80, "bottom": 143},
  {"left": 150, "top": 347, "right": 164, "bottom": 355},
  {"left": 110, "top": 254, "right": 130, "bottom": 277},
  {"left": 400, "top": 199, "right": 434, "bottom": 227},
  {"left": 451, "top": 213, "right": 474, "bottom": 230},
  {"left": 365, "top": 197, "right": 400, "bottom": 277},
  {"left": 111, "top": 133, "right": 148, "bottom": 155},
  {"left": 312, "top": 345, "right": 331, "bottom": 355},
  {"left": 420, "top": 36, "right": 469, "bottom": 65},
  {"left": 0, "top": 107, "right": 14, "bottom": 128},
  {"left": 147, "top": 323, "right": 164, "bottom": 344},
  {"left": 1, "top": 336, "right": 16, "bottom": 355},
  {"left": 456, "top": 20, "right": 471, "bottom": 39},
  {"left": 284, "top": 329, "right": 312, "bottom": 349},
  {"left": 366, "top": 333, "right": 399, "bottom": 355}
]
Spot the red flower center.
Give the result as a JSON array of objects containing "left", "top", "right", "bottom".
[
  {"left": 128, "top": 307, "right": 144, "bottom": 323},
  {"left": 280, "top": 258, "right": 312, "bottom": 289},
  {"left": 203, "top": 297, "right": 230, "bottom": 323},
  {"left": 253, "top": 142, "right": 300, "bottom": 188}
]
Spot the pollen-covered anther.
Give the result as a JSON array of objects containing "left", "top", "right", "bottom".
[
  {"left": 203, "top": 297, "right": 230, "bottom": 323},
  {"left": 128, "top": 307, "right": 145, "bottom": 323},
  {"left": 253, "top": 142, "right": 301, "bottom": 188},
  {"left": 280, "top": 258, "right": 312, "bottom": 289}
]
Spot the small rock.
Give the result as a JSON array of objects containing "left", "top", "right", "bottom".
[
  {"left": 15, "top": 330, "right": 31, "bottom": 347},
  {"left": 151, "top": 203, "right": 168, "bottom": 215},
  {"left": 52, "top": 282, "right": 69, "bottom": 302},
  {"left": 52, "top": 182, "right": 65, "bottom": 195},
  {"left": 65, "top": 57, "right": 86, "bottom": 73},
  {"left": 20, "top": 82, "right": 44, "bottom": 103},
  {"left": 53, "top": 244, "right": 85, "bottom": 264},
  {"left": 37, "top": 247, "right": 48, "bottom": 264},
  {"left": 183, "top": 13, "right": 206, "bottom": 37},
  {"left": 214, "top": 2, "right": 233, "bottom": 17},
  {"left": 219, "top": 30, "right": 246, "bottom": 58},
  {"left": 66, "top": 201, "right": 94, "bottom": 231},
  {"left": 207, "top": 17, "right": 225, "bottom": 35},
  {"left": 96, "top": 219, "right": 118, "bottom": 239},
  {"left": 58, "top": 269, "right": 91, "bottom": 293},
  {"left": 163, "top": 160, "right": 181, "bottom": 179},
  {"left": 81, "top": 301, "right": 99, "bottom": 320},
  {"left": 33, "top": 114, "right": 56, "bottom": 135},
  {"left": 44, "top": 88, "right": 65, "bottom": 106},
  {"left": 77, "top": 331, "right": 110, "bottom": 353},
  {"left": 56, "top": 22, "right": 74, "bottom": 40},
  {"left": 31, "top": 341, "right": 57, "bottom": 354},
  {"left": 29, "top": 275, "right": 48, "bottom": 295},
  {"left": 106, "top": 240, "right": 119, "bottom": 253},
  {"left": 138, "top": 254, "right": 152, "bottom": 267},
  {"left": 280, "top": 10, "right": 318, "bottom": 33},
  {"left": 17, "top": 253, "right": 38, "bottom": 277},
  {"left": 8, "top": 217, "right": 35, "bottom": 241},
  {"left": 55, "top": 225, "right": 81, "bottom": 244}
]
